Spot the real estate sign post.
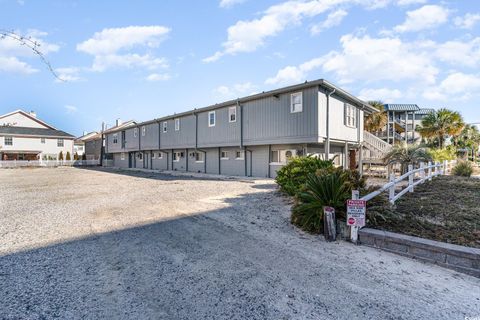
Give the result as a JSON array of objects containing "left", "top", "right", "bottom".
[{"left": 348, "top": 190, "right": 366, "bottom": 244}]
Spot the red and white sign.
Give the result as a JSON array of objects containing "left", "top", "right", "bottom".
[{"left": 346, "top": 199, "right": 366, "bottom": 227}]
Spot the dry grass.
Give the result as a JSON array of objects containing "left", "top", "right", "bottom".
[{"left": 367, "top": 175, "right": 480, "bottom": 248}]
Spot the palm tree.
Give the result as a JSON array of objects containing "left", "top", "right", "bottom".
[
  {"left": 364, "top": 101, "right": 387, "bottom": 134},
  {"left": 458, "top": 124, "right": 480, "bottom": 161},
  {"left": 417, "top": 108, "right": 465, "bottom": 149},
  {"left": 383, "top": 143, "right": 432, "bottom": 173}
]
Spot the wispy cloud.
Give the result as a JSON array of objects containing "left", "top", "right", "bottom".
[
  {"left": 394, "top": 5, "right": 450, "bottom": 33},
  {"left": 310, "top": 9, "right": 348, "bottom": 35},
  {"left": 65, "top": 105, "right": 78, "bottom": 114},
  {"left": 219, "top": 0, "right": 246, "bottom": 8}
]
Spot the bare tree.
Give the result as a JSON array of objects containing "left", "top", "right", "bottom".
[{"left": 0, "top": 29, "right": 65, "bottom": 81}]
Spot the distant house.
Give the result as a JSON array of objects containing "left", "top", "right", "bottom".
[
  {"left": 0, "top": 110, "right": 74, "bottom": 160},
  {"left": 74, "top": 131, "right": 98, "bottom": 158},
  {"left": 376, "top": 104, "right": 434, "bottom": 144}
]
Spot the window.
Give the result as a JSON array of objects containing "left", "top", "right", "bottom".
[
  {"left": 235, "top": 150, "right": 244, "bottom": 160},
  {"left": 163, "top": 121, "right": 168, "bottom": 133},
  {"left": 4, "top": 136, "right": 13, "bottom": 146},
  {"left": 158, "top": 152, "right": 163, "bottom": 159},
  {"left": 220, "top": 151, "right": 229, "bottom": 160},
  {"left": 229, "top": 106, "right": 237, "bottom": 123},
  {"left": 173, "top": 152, "right": 183, "bottom": 162},
  {"left": 208, "top": 111, "right": 216, "bottom": 127},
  {"left": 121, "top": 153, "right": 125, "bottom": 160},
  {"left": 271, "top": 150, "right": 297, "bottom": 164},
  {"left": 175, "top": 118, "right": 180, "bottom": 131},
  {"left": 194, "top": 152, "right": 204, "bottom": 162},
  {"left": 142, "top": 126, "right": 146, "bottom": 136},
  {"left": 291, "top": 92, "right": 303, "bottom": 113},
  {"left": 113, "top": 133, "right": 118, "bottom": 144},
  {"left": 134, "top": 128, "right": 138, "bottom": 137},
  {"left": 41, "top": 137, "right": 45, "bottom": 144},
  {"left": 57, "top": 139, "right": 64, "bottom": 147},
  {"left": 344, "top": 104, "right": 357, "bottom": 128}
]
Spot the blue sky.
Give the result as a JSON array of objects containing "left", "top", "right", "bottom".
[{"left": 1, "top": 0, "right": 479, "bottom": 135}]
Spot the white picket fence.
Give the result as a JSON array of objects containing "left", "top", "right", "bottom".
[
  {"left": 361, "top": 160, "right": 456, "bottom": 205},
  {"left": 0, "top": 159, "right": 100, "bottom": 168}
]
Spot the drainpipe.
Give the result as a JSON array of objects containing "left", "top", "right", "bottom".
[
  {"left": 185, "top": 148, "right": 189, "bottom": 171},
  {"left": 193, "top": 110, "right": 207, "bottom": 173},
  {"left": 218, "top": 147, "right": 221, "bottom": 174},
  {"left": 239, "top": 100, "right": 248, "bottom": 176},
  {"left": 325, "top": 88, "right": 336, "bottom": 160},
  {"left": 268, "top": 144, "right": 272, "bottom": 178}
]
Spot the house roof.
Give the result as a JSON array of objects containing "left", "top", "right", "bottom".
[
  {"left": 384, "top": 104, "right": 420, "bottom": 111},
  {"left": 112, "top": 79, "right": 377, "bottom": 131},
  {"left": 0, "top": 126, "right": 75, "bottom": 138},
  {"left": 0, "top": 110, "right": 57, "bottom": 130},
  {"left": 83, "top": 132, "right": 102, "bottom": 142},
  {"left": 103, "top": 120, "right": 137, "bottom": 134},
  {"left": 416, "top": 108, "right": 435, "bottom": 115},
  {"left": 76, "top": 131, "right": 98, "bottom": 141}
]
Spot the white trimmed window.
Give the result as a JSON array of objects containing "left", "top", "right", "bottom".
[
  {"left": 138, "top": 152, "right": 143, "bottom": 160},
  {"left": 175, "top": 118, "right": 180, "bottom": 131},
  {"left": 134, "top": 128, "right": 138, "bottom": 137},
  {"left": 208, "top": 111, "right": 216, "bottom": 127},
  {"left": 229, "top": 106, "right": 236, "bottom": 123},
  {"left": 41, "top": 137, "right": 45, "bottom": 144},
  {"left": 4, "top": 136, "right": 13, "bottom": 146},
  {"left": 271, "top": 150, "right": 297, "bottom": 164},
  {"left": 344, "top": 104, "right": 357, "bottom": 128},
  {"left": 194, "top": 152, "right": 204, "bottom": 162},
  {"left": 57, "top": 139, "right": 64, "bottom": 147},
  {"left": 142, "top": 126, "right": 146, "bottom": 136},
  {"left": 121, "top": 152, "right": 125, "bottom": 160},
  {"left": 152, "top": 152, "right": 155, "bottom": 159},
  {"left": 290, "top": 92, "right": 303, "bottom": 113},
  {"left": 158, "top": 152, "right": 163, "bottom": 159},
  {"left": 163, "top": 121, "right": 168, "bottom": 132},
  {"left": 173, "top": 152, "right": 184, "bottom": 162},
  {"left": 113, "top": 133, "right": 118, "bottom": 144},
  {"left": 220, "top": 151, "right": 229, "bottom": 160},
  {"left": 235, "top": 150, "right": 244, "bottom": 160}
]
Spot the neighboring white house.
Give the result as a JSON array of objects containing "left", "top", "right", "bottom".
[{"left": 0, "top": 110, "right": 75, "bottom": 160}]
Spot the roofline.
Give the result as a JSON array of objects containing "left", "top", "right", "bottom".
[
  {"left": 108, "top": 79, "right": 376, "bottom": 131},
  {"left": 0, "top": 110, "right": 57, "bottom": 130},
  {"left": 0, "top": 133, "right": 75, "bottom": 139},
  {"left": 102, "top": 120, "right": 137, "bottom": 134}
]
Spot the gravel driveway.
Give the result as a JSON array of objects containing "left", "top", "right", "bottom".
[{"left": 0, "top": 167, "right": 478, "bottom": 319}]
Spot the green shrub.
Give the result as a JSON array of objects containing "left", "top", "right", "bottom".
[
  {"left": 429, "top": 147, "right": 456, "bottom": 162},
  {"left": 275, "top": 156, "right": 333, "bottom": 196},
  {"left": 74, "top": 152, "right": 79, "bottom": 160},
  {"left": 452, "top": 161, "right": 473, "bottom": 177},
  {"left": 58, "top": 151, "right": 64, "bottom": 160},
  {"left": 66, "top": 152, "right": 71, "bottom": 161},
  {"left": 291, "top": 171, "right": 350, "bottom": 233}
]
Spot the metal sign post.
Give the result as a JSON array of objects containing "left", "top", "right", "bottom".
[{"left": 348, "top": 190, "right": 366, "bottom": 244}]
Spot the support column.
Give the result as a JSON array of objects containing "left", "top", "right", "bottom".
[{"left": 344, "top": 142, "right": 349, "bottom": 169}]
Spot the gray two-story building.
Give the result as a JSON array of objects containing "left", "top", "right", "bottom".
[{"left": 104, "top": 79, "right": 376, "bottom": 178}]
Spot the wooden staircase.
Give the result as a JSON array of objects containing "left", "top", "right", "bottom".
[{"left": 362, "top": 131, "right": 392, "bottom": 164}]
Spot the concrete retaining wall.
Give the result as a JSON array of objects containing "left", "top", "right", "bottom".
[{"left": 359, "top": 228, "right": 480, "bottom": 277}]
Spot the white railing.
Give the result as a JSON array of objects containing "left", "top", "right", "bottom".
[
  {"left": 0, "top": 159, "right": 100, "bottom": 168},
  {"left": 361, "top": 160, "right": 456, "bottom": 204},
  {"left": 363, "top": 131, "right": 392, "bottom": 153}
]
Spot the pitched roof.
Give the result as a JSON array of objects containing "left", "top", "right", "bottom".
[
  {"left": 0, "top": 110, "right": 57, "bottom": 129},
  {"left": 0, "top": 126, "right": 75, "bottom": 138},
  {"left": 384, "top": 104, "right": 420, "bottom": 111},
  {"left": 416, "top": 108, "right": 435, "bottom": 115},
  {"left": 75, "top": 131, "right": 99, "bottom": 142},
  {"left": 103, "top": 120, "right": 137, "bottom": 134}
]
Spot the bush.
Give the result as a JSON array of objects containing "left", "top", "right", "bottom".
[
  {"left": 452, "top": 161, "right": 473, "bottom": 177},
  {"left": 429, "top": 147, "right": 456, "bottom": 162},
  {"left": 58, "top": 151, "right": 64, "bottom": 160},
  {"left": 275, "top": 156, "right": 333, "bottom": 196},
  {"left": 73, "top": 152, "right": 79, "bottom": 160},
  {"left": 82, "top": 153, "right": 87, "bottom": 160},
  {"left": 291, "top": 171, "right": 350, "bottom": 233},
  {"left": 66, "top": 152, "right": 71, "bottom": 161}
]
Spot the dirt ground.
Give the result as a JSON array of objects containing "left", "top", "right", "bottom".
[
  {"left": 0, "top": 167, "right": 479, "bottom": 319},
  {"left": 367, "top": 175, "right": 480, "bottom": 248}
]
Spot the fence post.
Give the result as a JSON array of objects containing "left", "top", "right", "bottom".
[
  {"left": 388, "top": 173, "right": 395, "bottom": 203},
  {"left": 408, "top": 164, "right": 414, "bottom": 192},
  {"left": 442, "top": 160, "right": 447, "bottom": 175},
  {"left": 420, "top": 162, "right": 425, "bottom": 183},
  {"left": 427, "top": 161, "right": 432, "bottom": 181},
  {"left": 350, "top": 190, "right": 360, "bottom": 244}
]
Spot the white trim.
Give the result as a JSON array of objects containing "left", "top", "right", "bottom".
[
  {"left": 344, "top": 103, "right": 357, "bottom": 128},
  {"left": 235, "top": 150, "right": 244, "bottom": 160},
  {"left": 220, "top": 150, "right": 229, "bottom": 160},
  {"left": 141, "top": 126, "right": 146, "bottom": 136},
  {"left": 163, "top": 121, "right": 168, "bottom": 133},
  {"left": 175, "top": 118, "right": 180, "bottom": 131},
  {"left": 158, "top": 152, "right": 163, "bottom": 159},
  {"left": 120, "top": 152, "right": 125, "bottom": 160},
  {"left": 208, "top": 111, "right": 216, "bottom": 127},
  {"left": 134, "top": 128, "right": 138, "bottom": 137}
]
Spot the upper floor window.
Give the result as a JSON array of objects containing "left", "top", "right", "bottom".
[
  {"left": 113, "top": 133, "right": 118, "bottom": 144},
  {"left": 175, "top": 118, "right": 180, "bottom": 131},
  {"left": 134, "top": 128, "right": 138, "bottom": 137},
  {"left": 229, "top": 107, "right": 237, "bottom": 123},
  {"left": 57, "top": 139, "right": 64, "bottom": 147},
  {"left": 344, "top": 104, "right": 357, "bottom": 128},
  {"left": 4, "top": 136, "right": 13, "bottom": 146},
  {"left": 163, "top": 121, "right": 168, "bottom": 133},
  {"left": 41, "top": 137, "right": 45, "bottom": 144},
  {"left": 208, "top": 111, "right": 216, "bottom": 127},
  {"left": 291, "top": 92, "right": 303, "bottom": 113},
  {"left": 142, "top": 126, "right": 146, "bottom": 136}
]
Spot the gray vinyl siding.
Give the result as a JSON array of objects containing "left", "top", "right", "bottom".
[
  {"left": 152, "top": 150, "right": 168, "bottom": 170},
  {"left": 124, "top": 128, "right": 140, "bottom": 151},
  {"left": 187, "top": 151, "right": 206, "bottom": 173},
  {"left": 246, "top": 145, "right": 269, "bottom": 178},
  {"left": 243, "top": 86, "right": 319, "bottom": 145},
  {"left": 205, "top": 148, "right": 220, "bottom": 174},
  {"left": 219, "top": 147, "right": 245, "bottom": 176},
  {"left": 85, "top": 138, "right": 101, "bottom": 160},
  {"left": 160, "top": 116, "right": 196, "bottom": 149},
  {"left": 140, "top": 123, "right": 159, "bottom": 150},
  {"left": 113, "top": 153, "right": 129, "bottom": 168},
  {"left": 197, "top": 106, "right": 240, "bottom": 148},
  {"left": 106, "top": 133, "right": 121, "bottom": 153},
  {"left": 172, "top": 149, "right": 187, "bottom": 171},
  {"left": 134, "top": 152, "right": 144, "bottom": 169}
]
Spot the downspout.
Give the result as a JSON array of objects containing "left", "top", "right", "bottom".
[
  {"left": 186, "top": 148, "right": 188, "bottom": 171},
  {"left": 325, "top": 88, "right": 336, "bottom": 160},
  {"left": 218, "top": 147, "right": 221, "bottom": 175},
  {"left": 268, "top": 144, "right": 272, "bottom": 178},
  {"left": 238, "top": 100, "right": 247, "bottom": 176},
  {"left": 194, "top": 110, "right": 207, "bottom": 173}
]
